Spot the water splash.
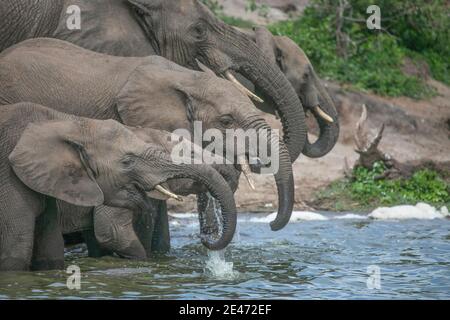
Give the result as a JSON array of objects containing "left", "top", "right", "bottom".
[
  {"left": 209, "top": 192, "right": 224, "bottom": 235},
  {"left": 204, "top": 250, "right": 238, "bottom": 280},
  {"left": 233, "top": 222, "right": 241, "bottom": 243},
  {"left": 202, "top": 194, "right": 238, "bottom": 280}
]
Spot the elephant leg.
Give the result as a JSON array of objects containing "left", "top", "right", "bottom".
[
  {"left": 82, "top": 229, "right": 113, "bottom": 258},
  {"left": 0, "top": 210, "right": 36, "bottom": 271},
  {"left": 94, "top": 205, "right": 147, "bottom": 260},
  {"left": 133, "top": 206, "right": 156, "bottom": 257},
  {"left": 31, "top": 198, "right": 65, "bottom": 270},
  {"left": 0, "top": 184, "right": 42, "bottom": 271},
  {"left": 134, "top": 199, "right": 170, "bottom": 255},
  {"left": 150, "top": 200, "right": 170, "bottom": 254}
]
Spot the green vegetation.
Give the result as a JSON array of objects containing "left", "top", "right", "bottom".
[
  {"left": 315, "top": 162, "right": 450, "bottom": 211},
  {"left": 269, "top": 0, "right": 449, "bottom": 98},
  {"left": 245, "top": 0, "right": 270, "bottom": 18},
  {"left": 204, "top": 0, "right": 449, "bottom": 99}
]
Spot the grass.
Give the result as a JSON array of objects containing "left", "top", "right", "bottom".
[{"left": 314, "top": 162, "right": 450, "bottom": 212}]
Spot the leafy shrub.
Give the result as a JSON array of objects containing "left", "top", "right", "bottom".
[
  {"left": 269, "top": 1, "right": 448, "bottom": 98},
  {"left": 202, "top": 0, "right": 448, "bottom": 98},
  {"left": 350, "top": 162, "right": 449, "bottom": 207},
  {"left": 315, "top": 162, "right": 449, "bottom": 211}
]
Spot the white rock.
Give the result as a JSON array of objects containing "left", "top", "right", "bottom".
[{"left": 369, "top": 203, "right": 448, "bottom": 220}]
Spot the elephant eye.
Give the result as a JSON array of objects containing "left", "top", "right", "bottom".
[
  {"left": 219, "top": 115, "right": 234, "bottom": 128},
  {"left": 191, "top": 22, "right": 207, "bottom": 41},
  {"left": 121, "top": 156, "right": 136, "bottom": 168}
]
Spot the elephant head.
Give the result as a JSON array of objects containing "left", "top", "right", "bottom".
[
  {"left": 252, "top": 27, "right": 340, "bottom": 158},
  {"left": 117, "top": 62, "right": 295, "bottom": 230},
  {"left": 8, "top": 118, "right": 237, "bottom": 250},
  {"left": 92, "top": 128, "right": 242, "bottom": 258},
  {"left": 127, "top": 0, "right": 307, "bottom": 162}
]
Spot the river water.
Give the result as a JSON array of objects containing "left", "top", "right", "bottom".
[{"left": 0, "top": 210, "right": 449, "bottom": 299}]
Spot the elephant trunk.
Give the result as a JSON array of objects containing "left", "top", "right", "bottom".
[
  {"left": 219, "top": 27, "right": 307, "bottom": 163},
  {"left": 243, "top": 118, "right": 294, "bottom": 231},
  {"left": 302, "top": 70, "right": 340, "bottom": 158},
  {"left": 160, "top": 163, "right": 237, "bottom": 250}
]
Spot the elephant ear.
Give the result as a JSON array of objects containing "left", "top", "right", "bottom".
[
  {"left": 9, "top": 121, "right": 104, "bottom": 207},
  {"left": 116, "top": 64, "right": 197, "bottom": 128},
  {"left": 116, "top": 65, "right": 187, "bottom": 127}
]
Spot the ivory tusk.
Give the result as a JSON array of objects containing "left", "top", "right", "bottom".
[
  {"left": 224, "top": 71, "right": 264, "bottom": 103},
  {"left": 238, "top": 156, "right": 256, "bottom": 191},
  {"left": 314, "top": 105, "right": 334, "bottom": 123},
  {"left": 154, "top": 185, "right": 183, "bottom": 202}
]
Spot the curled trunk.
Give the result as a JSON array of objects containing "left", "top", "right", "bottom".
[
  {"left": 166, "top": 164, "right": 237, "bottom": 250},
  {"left": 302, "top": 71, "right": 340, "bottom": 158}
]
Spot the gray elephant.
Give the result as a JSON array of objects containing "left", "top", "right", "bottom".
[
  {"left": 73, "top": 138, "right": 242, "bottom": 260},
  {"left": 0, "top": 0, "right": 308, "bottom": 162},
  {"left": 0, "top": 102, "right": 239, "bottom": 271},
  {"left": 0, "top": 38, "right": 294, "bottom": 231},
  {"left": 235, "top": 26, "right": 340, "bottom": 159}
]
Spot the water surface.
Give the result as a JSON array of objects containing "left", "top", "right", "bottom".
[{"left": 1, "top": 212, "right": 449, "bottom": 299}]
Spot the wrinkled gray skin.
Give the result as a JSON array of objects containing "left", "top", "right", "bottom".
[
  {"left": 0, "top": 38, "right": 294, "bottom": 232},
  {"left": 0, "top": 0, "right": 306, "bottom": 162},
  {"left": 60, "top": 127, "right": 241, "bottom": 261},
  {"left": 0, "top": 103, "right": 238, "bottom": 271},
  {"left": 237, "top": 27, "right": 340, "bottom": 158},
  {"left": 89, "top": 134, "right": 242, "bottom": 260}
]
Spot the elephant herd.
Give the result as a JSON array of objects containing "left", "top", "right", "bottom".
[{"left": 0, "top": 0, "right": 339, "bottom": 271}]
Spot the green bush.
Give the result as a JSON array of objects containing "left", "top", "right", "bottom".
[
  {"left": 202, "top": 0, "right": 448, "bottom": 98},
  {"left": 315, "top": 162, "right": 449, "bottom": 211},
  {"left": 350, "top": 162, "right": 449, "bottom": 207},
  {"left": 269, "top": 1, "right": 448, "bottom": 98}
]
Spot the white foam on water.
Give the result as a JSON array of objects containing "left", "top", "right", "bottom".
[
  {"left": 369, "top": 203, "right": 449, "bottom": 220},
  {"left": 335, "top": 213, "right": 368, "bottom": 220},
  {"left": 90, "top": 267, "right": 152, "bottom": 276},
  {"left": 169, "top": 220, "right": 181, "bottom": 227},
  {"left": 204, "top": 250, "right": 238, "bottom": 280},
  {"left": 249, "top": 211, "right": 328, "bottom": 223}
]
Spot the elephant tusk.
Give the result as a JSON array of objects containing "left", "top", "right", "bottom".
[
  {"left": 238, "top": 156, "right": 256, "bottom": 191},
  {"left": 314, "top": 105, "right": 334, "bottom": 123},
  {"left": 224, "top": 71, "right": 264, "bottom": 103},
  {"left": 154, "top": 185, "right": 183, "bottom": 202}
]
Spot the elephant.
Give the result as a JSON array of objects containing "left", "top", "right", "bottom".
[
  {"left": 76, "top": 135, "right": 242, "bottom": 260},
  {"left": 62, "top": 128, "right": 241, "bottom": 260},
  {"left": 0, "top": 0, "right": 309, "bottom": 162},
  {"left": 235, "top": 26, "right": 340, "bottom": 159},
  {"left": 0, "top": 102, "right": 239, "bottom": 271},
  {"left": 0, "top": 38, "right": 294, "bottom": 231}
]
